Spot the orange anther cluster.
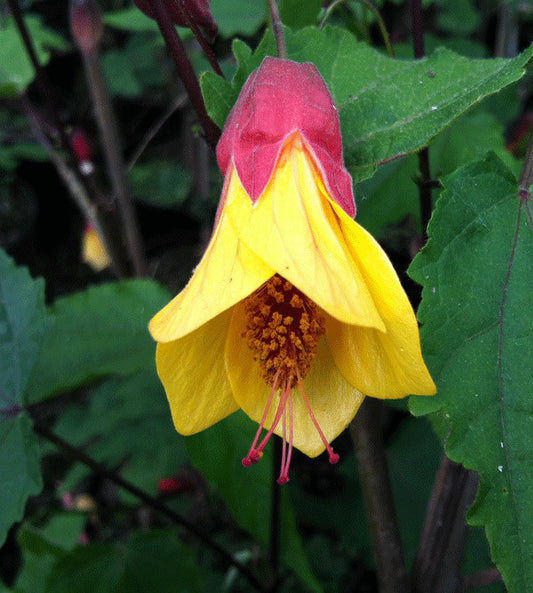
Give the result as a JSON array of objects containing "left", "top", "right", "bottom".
[{"left": 242, "top": 275, "right": 326, "bottom": 387}]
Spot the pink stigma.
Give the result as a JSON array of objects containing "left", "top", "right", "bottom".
[{"left": 242, "top": 372, "right": 340, "bottom": 483}]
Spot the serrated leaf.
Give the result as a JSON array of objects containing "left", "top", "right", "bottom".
[
  {"left": 0, "top": 250, "right": 46, "bottom": 546},
  {"left": 186, "top": 412, "right": 323, "bottom": 593},
  {"left": 201, "top": 26, "right": 533, "bottom": 184},
  {"left": 356, "top": 109, "right": 519, "bottom": 237},
  {"left": 0, "top": 15, "right": 69, "bottom": 97},
  {"left": 25, "top": 280, "right": 170, "bottom": 402},
  {"left": 409, "top": 153, "right": 533, "bottom": 592}
]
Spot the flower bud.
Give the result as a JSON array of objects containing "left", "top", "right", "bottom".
[{"left": 70, "top": 0, "right": 103, "bottom": 56}]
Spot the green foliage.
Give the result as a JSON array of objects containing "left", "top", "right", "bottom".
[
  {"left": 0, "top": 16, "right": 69, "bottom": 97},
  {"left": 0, "top": 251, "right": 45, "bottom": 546},
  {"left": 409, "top": 153, "right": 533, "bottom": 592},
  {"left": 25, "top": 280, "right": 169, "bottom": 402},
  {"left": 201, "top": 26, "right": 533, "bottom": 184},
  {"left": 187, "top": 412, "right": 323, "bottom": 592},
  {"left": 129, "top": 160, "right": 193, "bottom": 208}
]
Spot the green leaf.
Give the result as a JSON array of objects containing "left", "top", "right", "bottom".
[
  {"left": 409, "top": 153, "right": 533, "bottom": 592},
  {"left": 211, "top": 0, "right": 267, "bottom": 37},
  {"left": 54, "top": 372, "right": 188, "bottom": 498},
  {"left": 45, "top": 530, "right": 202, "bottom": 593},
  {"left": 25, "top": 280, "right": 170, "bottom": 402},
  {"left": 0, "top": 250, "right": 46, "bottom": 546},
  {"left": 186, "top": 412, "right": 323, "bottom": 593},
  {"left": 356, "top": 109, "right": 520, "bottom": 237},
  {"left": 280, "top": 0, "right": 322, "bottom": 29},
  {"left": 129, "top": 160, "right": 192, "bottom": 208},
  {"left": 0, "top": 15, "right": 69, "bottom": 97},
  {"left": 201, "top": 26, "right": 533, "bottom": 184},
  {"left": 0, "top": 415, "right": 42, "bottom": 548},
  {"left": 103, "top": 7, "right": 160, "bottom": 32}
]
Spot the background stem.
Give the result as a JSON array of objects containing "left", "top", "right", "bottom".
[
  {"left": 151, "top": 0, "right": 220, "bottom": 150},
  {"left": 350, "top": 399, "right": 409, "bottom": 593},
  {"left": 81, "top": 50, "right": 148, "bottom": 277},
  {"left": 33, "top": 422, "right": 266, "bottom": 593}
]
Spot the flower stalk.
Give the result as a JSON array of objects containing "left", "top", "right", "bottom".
[
  {"left": 350, "top": 399, "right": 409, "bottom": 593},
  {"left": 150, "top": 0, "right": 221, "bottom": 149},
  {"left": 71, "top": 0, "right": 148, "bottom": 277}
]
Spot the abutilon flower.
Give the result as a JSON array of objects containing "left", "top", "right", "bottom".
[{"left": 149, "top": 58, "right": 436, "bottom": 484}]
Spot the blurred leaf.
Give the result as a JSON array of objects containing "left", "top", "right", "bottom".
[
  {"left": 102, "top": 35, "right": 165, "bottom": 98},
  {"left": 54, "top": 372, "right": 188, "bottom": 497},
  {"left": 211, "top": 0, "right": 267, "bottom": 37},
  {"left": 129, "top": 160, "right": 192, "bottom": 209},
  {"left": 45, "top": 530, "right": 202, "bottom": 593},
  {"left": 280, "top": 0, "right": 322, "bottom": 29},
  {"left": 103, "top": 7, "right": 160, "bottom": 32},
  {"left": 102, "top": 51, "right": 142, "bottom": 97},
  {"left": 0, "top": 15, "right": 69, "bottom": 97},
  {"left": 436, "top": 0, "right": 480, "bottom": 35},
  {"left": 0, "top": 250, "right": 46, "bottom": 546},
  {"left": 357, "top": 110, "right": 519, "bottom": 237},
  {"left": 186, "top": 412, "right": 323, "bottom": 593},
  {"left": 409, "top": 153, "right": 533, "bottom": 592},
  {"left": 25, "top": 280, "right": 170, "bottom": 402},
  {"left": 201, "top": 26, "right": 533, "bottom": 184}
]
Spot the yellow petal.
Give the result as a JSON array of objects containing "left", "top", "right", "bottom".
[
  {"left": 225, "top": 135, "right": 385, "bottom": 331},
  {"left": 156, "top": 309, "right": 239, "bottom": 434},
  {"left": 225, "top": 301, "right": 365, "bottom": 457},
  {"left": 149, "top": 167, "right": 274, "bottom": 342},
  {"left": 325, "top": 205, "right": 436, "bottom": 398}
]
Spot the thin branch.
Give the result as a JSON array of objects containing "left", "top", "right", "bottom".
[
  {"left": 267, "top": 0, "right": 287, "bottom": 59},
  {"left": 176, "top": 0, "right": 224, "bottom": 76},
  {"left": 79, "top": 49, "right": 148, "bottom": 277},
  {"left": 350, "top": 399, "right": 409, "bottom": 593},
  {"left": 21, "top": 98, "right": 128, "bottom": 278},
  {"left": 151, "top": 0, "right": 220, "bottom": 150},
  {"left": 127, "top": 93, "right": 187, "bottom": 171},
  {"left": 5, "top": 0, "right": 71, "bottom": 152},
  {"left": 34, "top": 422, "right": 267, "bottom": 593}
]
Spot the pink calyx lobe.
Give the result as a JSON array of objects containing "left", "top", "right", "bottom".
[{"left": 216, "top": 57, "right": 356, "bottom": 218}]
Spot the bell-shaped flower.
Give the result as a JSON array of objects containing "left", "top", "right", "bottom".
[{"left": 149, "top": 57, "right": 436, "bottom": 484}]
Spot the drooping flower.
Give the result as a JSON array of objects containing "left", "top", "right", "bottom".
[{"left": 149, "top": 57, "right": 436, "bottom": 484}]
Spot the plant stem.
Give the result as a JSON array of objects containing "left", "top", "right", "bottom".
[
  {"left": 176, "top": 0, "right": 224, "bottom": 76},
  {"left": 81, "top": 50, "right": 148, "bottom": 277},
  {"left": 518, "top": 126, "right": 533, "bottom": 198},
  {"left": 267, "top": 0, "right": 287, "bottom": 59},
  {"left": 411, "top": 454, "right": 479, "bottom": 593},
  {"left": 6, "top": 0, "right": 71, "bottom": 153},
  {"left": 151, "top": 0, "right": 220, "bottom": 150},
  {"left": 22, "top": 98, "right": 128, "bottom": 277},
  {"left": 34, "top": 422, "right": 267, "bottom": 593},
  {"left": 350, "top": 399, "right": 409, "bottom": 593}
]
